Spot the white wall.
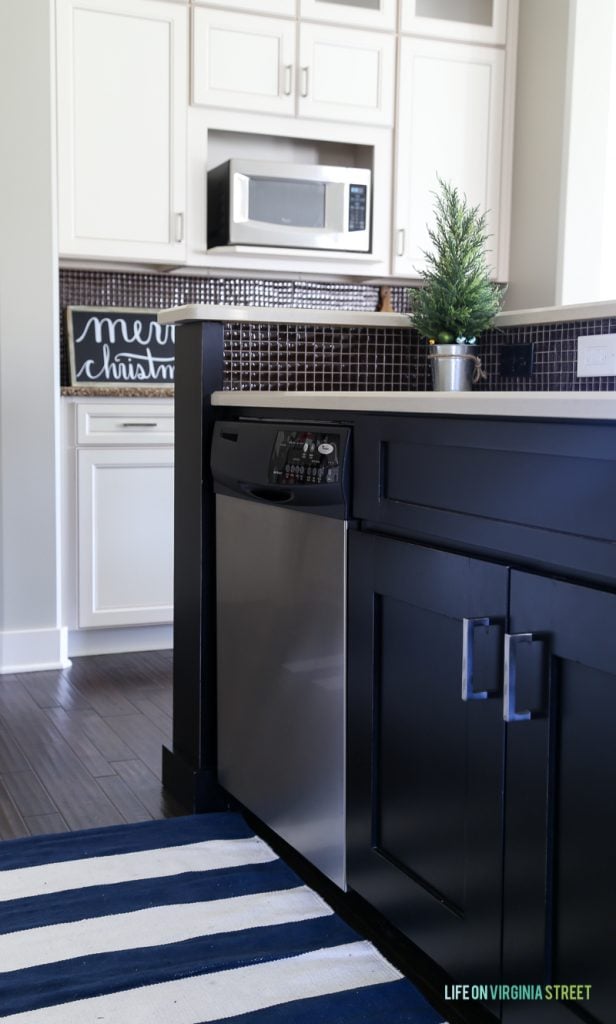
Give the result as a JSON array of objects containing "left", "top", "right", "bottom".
[
  {"left": 507, "top": 0, "right": 616, "bottom": 309},
  {"left": 600, "top": 11, "right": 616, "bottom": 299},
  {"left": 558, "top": 0, "right": 616, "bottom": 304},
  {"left": 0, "top": 0, "right": 67, "bottom": 672},
  {"left": 505, "top": 0, "right": 571, "bottom": 310}
]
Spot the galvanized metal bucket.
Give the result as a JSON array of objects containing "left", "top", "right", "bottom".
[{"left": 428, "top": 344, "right": 484, "bottom": 392}]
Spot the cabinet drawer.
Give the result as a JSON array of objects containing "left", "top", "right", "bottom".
[
  {"left": 354, "top": 415, "right": 616, "bottom": 585},
  {"left": 76, "top": 403, "right": 174, "bottom": 446}
]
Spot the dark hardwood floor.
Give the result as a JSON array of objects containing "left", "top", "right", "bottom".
[{"left": 0, "top": 649, "right": 188, "bottom": 840}]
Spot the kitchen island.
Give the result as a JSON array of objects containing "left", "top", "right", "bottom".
[
  {"left": 161, "top": 305, "right": 615, "bottom": 1024},
  {"left": 211, "top": 391, "right": 615, "bottom": 1024}
]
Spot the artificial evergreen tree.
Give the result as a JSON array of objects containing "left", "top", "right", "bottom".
[{"left": 410, "top": 178, "right": 505, "bottom": 344}]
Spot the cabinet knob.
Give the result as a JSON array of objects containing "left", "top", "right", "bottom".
[{"left": 503, "top": 632, "right": 537, "bottom": 722}]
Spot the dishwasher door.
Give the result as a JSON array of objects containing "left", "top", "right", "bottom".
[{"left": 216, "top": 491, "right": 347, "bottom": 889}]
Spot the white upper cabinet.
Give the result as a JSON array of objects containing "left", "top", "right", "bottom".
[
  {"left": 401, "top": 0, "right": 508, "bottom": 45},
  {"left": 394, "top": 36, "right": 506, "bottom": 278},
  {"left": 298, "top": 23, "right": 395, "bottom": 125},
  {"left": 192, "top": 8, "right": 295, "bottom": 116},
  {"left": 56, "top": 0, "right": 188, "bottom": 262},
  {"left": 193, "top": 0, "right": 296, "bottom": 16},
  {"left": 192, "top": 9, "right": 394, "bottom": 127},
  {"left": 300, "top": 0, "right": 396, "bottom": 32}
]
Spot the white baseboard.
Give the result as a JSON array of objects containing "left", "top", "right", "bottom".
[
  {"left": 68, "top": 624, "right": 173, "bottom": 657},
  {"left": 0, "top": 627, "right": 71, "bottom": 675}
]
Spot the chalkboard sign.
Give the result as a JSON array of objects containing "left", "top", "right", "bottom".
[{"left": 66, "top": 306, "right": 175, "bottom": 388}]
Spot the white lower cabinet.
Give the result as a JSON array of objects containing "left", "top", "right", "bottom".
[
  {"left": 63, "top": 400, "right": 175, "bottom": 648},
  {"left": 77, "top": 447, "right": 174, "bottom": 628}
]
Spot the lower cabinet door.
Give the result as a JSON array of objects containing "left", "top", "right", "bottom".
[
  {"left": 347, "top": 531, "right": 508, "bottom": 991},
  {"left": 77, "top": 447, "right": 174, "bottom": 627},
  {"left": 502, "top": 572, "right": 616, "bottom": 1024}
]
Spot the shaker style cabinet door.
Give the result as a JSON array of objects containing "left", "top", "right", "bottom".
[
  {"left": 401, "top": 0, "right": 509, "bottom": 45},
  {"left": 192, "top": 0, "right": 295, "bottom": 16},
  {"left": 298, "top": 23, "right": 395, "bottom": 126},
  {"left": 347, "top": 531, "right": 508, "bottom": 1003},
  {"left": 394, "top": 36, "right": 505, "bottom": 277},
  {"left": 192, "top": 8, "right": 296, "bottom": 115},
  {"left": 77, "top": 447, "right": 174, "bottom": 628},
  {"left": 501, "top": 571, "right": 616, "bottom": 1024},
  {"left": 56, "top": 0, "right": 187, "bottom": 263},
  {"left": 300, "top": 0, "right": 397, "bottom": 32}
]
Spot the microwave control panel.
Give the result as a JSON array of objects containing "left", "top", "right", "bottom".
[
  {"left": 348, "top": 184, "right": 367, "bottom": 232},
  {"left": 269, "top": 430, "right": 341, "bottom": 485}
]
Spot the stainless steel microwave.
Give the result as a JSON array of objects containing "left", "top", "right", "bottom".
[{"left": 207, "top": 159, "right": 371, "bottom": 253}]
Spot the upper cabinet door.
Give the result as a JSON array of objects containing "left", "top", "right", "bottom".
[
  {"left": 193, "top": 0, "right": 296, "bottom": 16},
  {"left": 401, "top": 0, "right": 509, "bottom": 45},
  {"left": 394, "top": 36, "right": 505, "bottom": 278},
  {"left": 192, "top": 8, "right": 296, "bottom": 116},
  {"left": 56, "top": 0, "right": 188, "bottom": 263},
  {"left": 298, "top": 23, "right": 395, "bottom": 126},
  {"left": 300, "top": 0, "right": 397, "bottom": 32}
]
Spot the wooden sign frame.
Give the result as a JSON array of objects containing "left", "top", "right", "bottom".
[{"left": 66, "top": 306, "right": 175, "bottom": 389}]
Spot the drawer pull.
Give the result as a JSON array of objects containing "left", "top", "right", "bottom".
[
  {"left": 120, "top": 422, "right": 159, "bottom": 428},
  {"left": 503, "top": 633, "right": 536, "bottom": 722},
  {"left": 461, "top": 616, "right": 492, "bottom": 701}
]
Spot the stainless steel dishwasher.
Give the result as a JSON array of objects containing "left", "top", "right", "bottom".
[{"left": 211, "top": 420, "right": 351, "bottom": 890}]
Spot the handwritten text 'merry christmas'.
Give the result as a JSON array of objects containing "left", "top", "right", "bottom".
[{"left": 74, "top": 314, "right": 176, "bottom": 383}]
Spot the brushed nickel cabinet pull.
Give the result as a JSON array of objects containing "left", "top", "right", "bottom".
[
  {"left": 121, "top": 422, "right": 158, "bottom": 428},
  {"left": 461, "top": 617, "right": 491, "bottom": 701},
  {"left": 300, "top": 66, "right": 309, "bottom": 98},
  {"left": 397, "top": 228, "right": 405, "bottom": 257},
  {"left": 283, "top": 64, "right": 293, "bottom": 96},
  {"left": 503, "top": 632, "right": 536, "bottom": 722},
  {"left": 175, "top": 212, "right": 184, "bottom": 243}
]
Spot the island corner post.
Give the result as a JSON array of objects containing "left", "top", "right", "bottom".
[{"left": 161, "top": 319, "right": 226, "bottom": 811}]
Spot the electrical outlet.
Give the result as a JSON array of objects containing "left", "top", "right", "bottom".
[
  {"left": 499, "top": 343, "right": 534, "bottom": 379},
  {"left": 577, "top": 335, "right": 616, "bottom": 377}
]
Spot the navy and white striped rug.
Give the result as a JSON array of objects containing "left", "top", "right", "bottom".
[{"left": 0, "top": 813, "right": 445, "bottom": 1023}]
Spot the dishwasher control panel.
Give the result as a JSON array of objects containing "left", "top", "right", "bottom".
[{"left": 269, "top": 430, "right": 341, "bottom": 485}]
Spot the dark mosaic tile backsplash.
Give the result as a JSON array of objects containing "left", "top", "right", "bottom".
[{"left": 60, "top": 269, "right": 616, "bottom": 391}]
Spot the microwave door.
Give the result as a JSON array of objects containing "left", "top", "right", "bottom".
[
  {"left": 228, "top": 168, "right": 370, "bottom": 252},
  {"left": 228, "top": 175, "right": 333, "bottom": 251},
  {"left": 232, "top": 174, "right": 328, "bottom": 249}
]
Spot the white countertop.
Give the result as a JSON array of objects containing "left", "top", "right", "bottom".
[
  {"left": 158, "top": 299, "right": 616, "bottom": 330},
  {"left": 497, "top": 298, "right": 616, "bottom": 327},
  {"left": 158, "top": 304, "right": 409, "bottom": 328},
  {"left": 211, "top": 390, "right": 616, "bottom": 420}
]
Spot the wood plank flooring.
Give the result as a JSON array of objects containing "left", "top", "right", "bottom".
[{"left": 0, "top": 650, "right": 188, "bottom": 841}]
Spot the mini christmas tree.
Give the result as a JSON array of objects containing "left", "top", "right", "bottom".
[{"left": 410, "top": 178, "right": 505, "bottom": 344}]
